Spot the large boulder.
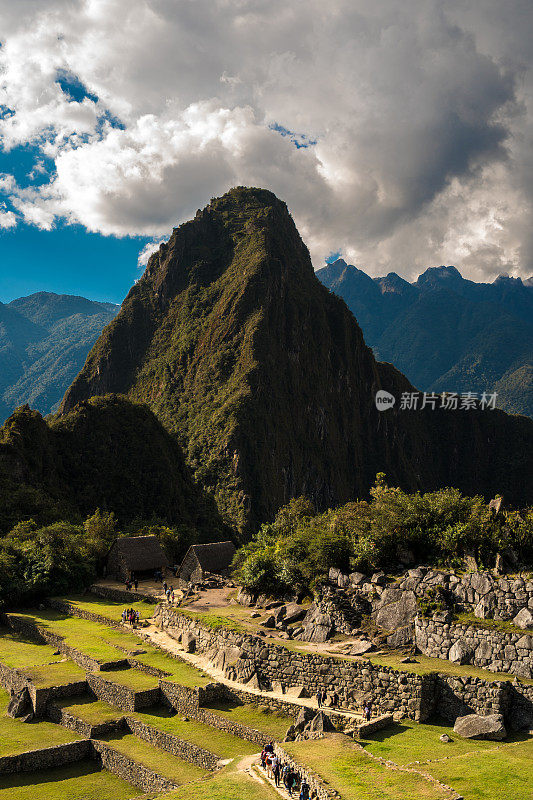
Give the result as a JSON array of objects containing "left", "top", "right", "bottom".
[
  {"left": 375, "top": 589, "right": 417, "bottom": 631},
  {"left": 297, "top": 605, "right": 333, "bottom": 642},
  {"left": 294, "top": 706, "right": 315, "bottom": 732},
  {"left": 7, "top": 688, "right": 32, "bottom": 719},
  {"left": 350, "top": 639, "right": 374, "bottom": 655},
  {"left": 304, "top": 710, "right": 336, "bottom": 734},
  {"left": 284, "top": 603, "right": 306, "bottom": 624},
  {"left": 181, "top": 632, "right": 196, "bottom": 653},
  {"left": 513, "top": 608, "right": 533, "bottom": 630},
  {"left": 453, "top": 713, "right": 506, "bottom": 741},
  {"left": 236, "top": 588, "right": 255, "bottom": 606},
  {"left": 448, "top": 641, "right": 472, "bottom": 665},
  {"left": 386, "top": 624, "right": 414, "bottom": 648}
]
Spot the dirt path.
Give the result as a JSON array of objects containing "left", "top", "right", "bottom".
[{"left": 142, "top": 622, "right": 362, "bottom": 724}]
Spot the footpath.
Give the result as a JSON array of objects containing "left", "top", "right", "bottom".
[{"left": 142, "top": 621, "right": 363, "bottom": 726}]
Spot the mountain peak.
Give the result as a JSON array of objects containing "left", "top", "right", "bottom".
[
  {"left": 375, "top": 272, "right": 413, "bottom": 296},
  {"left": 416, "top": 265, "right": 463, "bottom": 287}
]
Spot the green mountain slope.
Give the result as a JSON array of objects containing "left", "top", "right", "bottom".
[
  {"left": 60, "top": 188, "right": 533, "bottom": 533},
  {"left": 0, "top": 293, "right": 119, "bottom": 423},
  {"left": 317, "top": 261, "right": 533, "bottom": 417},
  {"left": 0, "top": 396, "right": 222, "bottom": 536}
]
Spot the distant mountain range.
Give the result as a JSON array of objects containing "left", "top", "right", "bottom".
[
  {"left": 317, "top": 260, "right": 533, "bottom": 418},
  {"left": 0, "top": 293, "right": 119, "bottom": 423}
]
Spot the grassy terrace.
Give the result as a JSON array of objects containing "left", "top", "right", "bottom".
[
  {"left": 365, "top": 651, "right": 533, "bottom": 684},
  {"left": 135, "top": 646, "right": 211, "bottom": 687},
  {"left": 0, "top": 689, "right": 82, "bottom": 756},
  {"left": 284, "top": 736, "right": 447, "bottom": 800},
  {"left": 134, "top": 706, "right": 258, "bottom": 759},
  {"left": 0, "top": 761, "right": 141, "bottom": 800},
  {"left": 53, "top": 695, "right": 124, "bottom": 725},
  {"left": 427, "top": 739, "right": 533, "bottom": 800},
  {"left": 166, "top": 765, "right": 278, "bottom": 800},
  {"left": 361, "top": 720, "right": 533, "bottom": 800},
  {"left": 7, "top": 609, "right": 143, "bottom": 663},
  {"left": 56, "top": 593, "right": 156, "bottom": 623},
  {"left": 0, "top": 627, "right": 65, "bottom": 670},
  {"left": 99, "top": 666, "right": 159, "bottom": 691},
  {"left": 361, "top": 719, "right": 527, "bottom": 763},
  {"left": 14, "top": 597, "right": 211, "bottom": 687},
  {"left": 24, "top": 660, "right": 86, "bottom": 687},
  {"left": 101, "top": 731, "right": 208, "bottom": 784},
  {"left": 202, "top": 700, "right": 293, "bottom": 740}
]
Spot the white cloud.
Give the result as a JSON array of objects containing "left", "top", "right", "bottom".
[
  {"left": 0, "top": 206, "right": 16, "bottom": 228},
  {"left": 137, "top": 236, "right": 168, "bottom": 269},
  {"left": 0, "top": 0, "right": 532, "bottom": 279}
]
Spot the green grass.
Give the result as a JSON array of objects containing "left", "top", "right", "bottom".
[
  {"left": 202, "top": 700, "right": 293, "bottom": 739},
  {"left": 0, "top": 689, "right": 82, "bottom": 756},
  {"left": 178, "top": 607, "right": 246, "bottom": 633},
  {"left": 133, "top": 706, "right": 258, "bottom": 759},
  {"left": 284, "top": 736, "right": 447, "bottom": 800},
  {"left": 7, "top": 610, "right": 141, "bottom": 664},
  {"left": 134, "top": 646, "right": 211, "bottom": 687},
  {"left": 165, "top": 766, "right": 278, "bottom": 800},
  {"left": 99, "top": 667, "right": 159, "bottom": 691},
  {"left": 427, "top": 739, "right": 533, "bottom": 800},
  {"left": 53, "top": 695, "right": 124, "bottom": 725},
  {"left": 366, "top": 652, "right": 533, "bottom": 684},
  {"left": 56, "top": 593, "right": 156, "bottom": 623},
  {"left": 24, "top": 659, "right": 86, "bottom": 687},
  {"left": 0, "top": 760, "right": 141, "bottom": 799},
  {"left": 0, "top": 627, "right": 65, "bottom": 669},
  {"left": 101, "top": 731, "right": 207, "bottom": 784},
  {"left": 453, "top": 612, "right": 520, "bottom": 634},
  {"left": 361, "top": 719, "right": 511, "bottom": 764}
]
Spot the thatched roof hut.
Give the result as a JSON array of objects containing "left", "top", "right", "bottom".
[
  {"left": 178, "top": 541, "right": 236, "bottom": 583},
  {"left": 106, "top": 535, "right": 168, "bottom": 581}
]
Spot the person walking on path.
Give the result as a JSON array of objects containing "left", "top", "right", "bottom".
[
  {"left": 299, "top": 778, "right": 309, "bottom": 800},
  {"left": 316, "top": 689, "right": 322, "bottom": 708}
]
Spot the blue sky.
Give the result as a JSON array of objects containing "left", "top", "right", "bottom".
[{"left": 0, "top": 221, "right": 150, "bottom": 304}]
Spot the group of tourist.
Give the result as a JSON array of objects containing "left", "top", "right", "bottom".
[
  {"left": 260, "top": 743, "right": 309, "bottom": 799},
  {"left": 162, "top": 581, "right": 175, "bottom": 603},
  {"left": 125, "top": 575, "right": 138, "bottom": 591},
  {"left": 315, "top": 689, "right": 338, "bottom": 708},
  {"left": 121, "top": 608, "right": 140, "bottom": 626}
]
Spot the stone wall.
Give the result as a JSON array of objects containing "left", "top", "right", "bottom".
[
  {"left": 126, "top": 716, "right": 219, "bottom": 769},
  {"left": 46, "top": 701, "right": 124, "bottom": 738},
  {"left": 415, "top": 617, "right": 533, "bottom": 679},
  {"left": 274, "top": 744, "right": 332, "bottom": 800},
  {"left": 92, "top": 740, "right": 178, "bottom": 793},
  {"left": 0, "top": 659, "right": 87, "bottom": 716},
  {"left": 154, "top": 604, "right": 533, "bottom": 731},
  {"left": 87, "top": 672, "right": 160, "bottom": 712},
  {"left": 91, "top": 583, "right": 161, "bottom": 604},
  {"left": 154, "top": 605, "right": 429, "bottom": 721},
  {"left": 0, "top": 740, "right": 91, "bottom": 775}
]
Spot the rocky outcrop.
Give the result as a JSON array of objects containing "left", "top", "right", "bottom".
[{"left": 453, "top": 713, "right": 507, "bottom": 740}]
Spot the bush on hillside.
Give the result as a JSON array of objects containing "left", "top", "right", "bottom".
[{"left": 234, "top": 475, "right": 533, "bottom": 595}]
